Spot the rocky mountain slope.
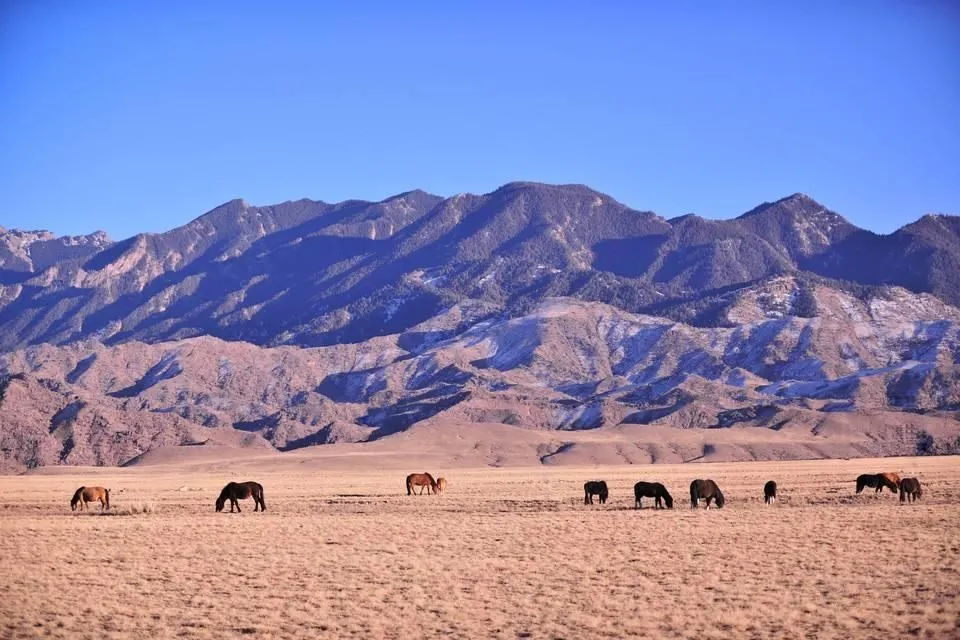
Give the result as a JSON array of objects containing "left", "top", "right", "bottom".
[
  {"left": 1, "top": 184, "right": 958, "bottom": 470},
  {"left": 1, "top": 184, "right": 959, "bottom": 351},
  {"left": 2, "top": 276, "right": 960, "bottom": 471}
]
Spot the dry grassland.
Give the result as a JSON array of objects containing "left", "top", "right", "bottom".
[{"left": 1, "top": 456, "right": 958, "bottom": 639}]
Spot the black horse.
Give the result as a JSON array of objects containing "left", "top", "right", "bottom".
[
  {"left": 584, "top": 481, "right": 608, "bottom": 505},
  {"left": 855, "top": 473, "right": 898, "bottom": 495},
  {"left": 216, "top": 481, "right": 266, "bottom": 513},
  {"left": 690, "top": 479, "right": 725, "bottom": 509},
  {"left": 634, "top": 482, "right": 673, "bottom": 509},
  {"left": 899, "top": 477, "right": 922, "bottom": 503},
  {"left": 763, "top": 480, "right": 777, "bottom": 505}
]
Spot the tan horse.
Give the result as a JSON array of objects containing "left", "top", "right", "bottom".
[
  {"left": 435, "top": 477, "right": 448, "bottom": 494},
  {"left": 406, "top": 472, "right": 437, "bottom": 495},
  {"left": 71, "top": 486, "right": 110, "bottom": 511}
]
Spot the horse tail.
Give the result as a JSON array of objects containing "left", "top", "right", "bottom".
[
  {"left": 406, "top": 476, "right": 412, "bottom": 496},
  {"left": 105, "top": 488, "right": 110, "bottom": 510},
  {"left": 259, "top": 485, "right": 266, "bottom": 510}
]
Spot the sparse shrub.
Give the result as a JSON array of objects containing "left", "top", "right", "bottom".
[{"left": 916, "top": 429, "right": 936, "bottom": 456}]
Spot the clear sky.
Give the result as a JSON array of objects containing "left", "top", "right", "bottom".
[{"left": 1, "top": 1, "right": 957, "bottom": 240}]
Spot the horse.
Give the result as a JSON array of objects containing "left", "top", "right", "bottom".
[
  {"left": 764, "top": 480, "right": 777, "bottom": 505},
  {"left": 406, "top": 473, "right": 438, "bottom": 496},
  {"left": 584, "top": 480, "right": 608, "bottom": 504},
  {"left": 215, "top": 481, "right": 266, "bottom": 513},
  {"left": 855, "top": 473, "right": 898, "bottom": 494},
  {"left": 690, "top": 479, "right": 725, "bottom": 509},
  {"left": 899, "top": 477, "right": 922, "bottom": 503},
  {"left": 435, "top": 477, "right": 448, "bottom": 494},
  {"left": 70, "top": 486, "right": 110, "bottom": 511},
  {"left": 633, "top": 482, "right": 673, "bottom": 509}
]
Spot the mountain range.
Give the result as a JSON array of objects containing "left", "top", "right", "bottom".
[{"left": 1, "top": 183, "right": 958, "bottom": 471}]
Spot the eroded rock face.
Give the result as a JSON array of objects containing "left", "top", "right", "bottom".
[{"left": 2, "top": 276, "right": 960, "bottom": 471}]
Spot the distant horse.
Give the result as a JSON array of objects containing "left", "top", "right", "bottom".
[
  {"left": 899, "top": 477, "right": 922, "bottom": 503},
  {"left": 215, "top": 481, "right": 266, "bottom": 513},
  {"left": 70, "top": 486, "right": 110, "bottom": 511},
  {"left": 764, "top": 480, "right": 777, "bottom": 505},
  {"left": 584, "top": 481, "right": 608, "bottom": 505},
  {"left": 435, "top": 477, "right": 448, "bottom": 494},
  {"left": 690, "top": 479, "right": 725, "bottom": 509},
  {"left": 633, "top": 482, "right": 673, "bottom": 509},
  {"left": 406, "top": 473, "right": 437, "bottom": 496},
  {"left": 855, "top": 473, "right": 898, "bottom": 494}
]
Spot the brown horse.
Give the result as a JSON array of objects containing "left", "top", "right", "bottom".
[
  {"left": 584, "top": 481, "right": 608, "bottom": 504},
  {"left": 435, "top": 477, "right": 448, "bottom": 494},
  {"left": 899, "top": 477, "right": 922, "bottom": 503},
  {"left": 855, "top": 473, "right": 898, "bottom": 494},
  {"left": 690, "top": 479, "right": 724, "bottom": 508},
  {"left": 215, "top": 481, "right": 266, "bottom": 513},
  {"left": 406, "top": 473, "right": 437, "bottom": 495},
  {"left": 71, "top": 486, "right": 110, "bottom": 511}
]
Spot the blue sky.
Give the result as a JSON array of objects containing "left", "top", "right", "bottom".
[{"left": 1, "top": 1, "right": 957, "bottom": 239}]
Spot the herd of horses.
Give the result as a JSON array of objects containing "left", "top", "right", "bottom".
[{"left": 66, "top": 470, "right": 924, "bottom": 513}]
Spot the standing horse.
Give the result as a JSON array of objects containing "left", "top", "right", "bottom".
[
  {"left": 764, "top": 480, "right": 777, "bottom": 505},
  {"left": 215, "top": 481, "right": 266, "bottom": 513},
  {"left": 70, "top": 486, "right": 110, "bottom": 511},
  {"left": 855, "top": 474, "right": 898, "bottom": 494},
  {"left": 406, "top": 473, "right": 437, "bottom": 495},
  {"left": 633, "top": 482, "right": 673, "bottom": 509},
  {"left": 899, "top": 477, "right": 922, "bottom": 503},
  {"left": 690, "top": 479, "right": 725, "bottom": 509},
  {"left": 584, "top": 481, "right": 608, "bottom": 504},
  {"left": 435, "top": 477, "right": 448, "bottom": 494}
]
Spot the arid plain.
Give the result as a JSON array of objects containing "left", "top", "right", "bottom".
[{"left": 1, "top": 454, "right": 958, "bottom": 640}]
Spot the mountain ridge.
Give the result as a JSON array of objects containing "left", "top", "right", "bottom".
[{"left": 1, "top": 183, "right": 959, "bottom": 470}]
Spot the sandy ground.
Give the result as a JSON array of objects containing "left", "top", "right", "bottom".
[{"left": 1, "top": 456, "right": 958, "bottom": 639}]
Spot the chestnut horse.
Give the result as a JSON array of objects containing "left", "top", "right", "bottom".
[
  {"left": 70, "top": 486, "right": 110, "bottom": 511},
  {"left": 690, "top": 479, "right": 725, "bottom": 509},
  {"left": 855, "top": 473, "right": 898, "bottom": 494},
  {"left": 584, "top": 481, "right": 608, "bottom": 504},
  {"left": 215, "top": 481, "right": 266, "bottom": 513},
  {"left": 406, "top": 473, "right": 437, "bottom": 495},
  {"left": 899, "top": 477, "right": 922, "bottom": 503},
  {"left": 633, "top": 482, "right": 673, "bottom": 509},
  {"left": 435, "top": 477, "right": 448, "bottom": 494}
]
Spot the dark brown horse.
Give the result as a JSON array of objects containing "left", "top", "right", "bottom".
[
  {"left": 690, "top": 479, "right": 724, "bottom": 509},
  {"left": 634, "top": 482, "right": 673, "bottom": 509},
  {"left": 764, "top": 480, "right": 777, "bottom": 505},
  {"left": 70, "top": 486, "right": 110, "bottom": 511},
  {"left": 215, "top": 481, "right": 266, "bottom": 513},
  {"left": 899, "top": 477, "right": 922, "bottom": 503},
  {"left": 406, "top": 473, "right": 437, "bottom": 495},
  {"left": 584, "top": 481, "right": 608, "bottom": 504},
  {"left": 855, "top": 473, "right": 898, "bottom": 494}
]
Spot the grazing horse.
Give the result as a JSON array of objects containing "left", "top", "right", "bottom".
[
  {"left": 406, "top": 473, "right": 438, "bottom": 496},
  {"left": 70, "top": 486, "right": 110, "bottom": 511},
  {"left": 435, "top": 477, "right": 448, "bottom": 494},
  {"left": 633, "top": 482, "right": 673, "bottom": 509},
  {"left": 855, "top": 473, "right": 898, "bottom": 494},
  {"left": 690, "top": 479, "right": 725, "bottom": 509},
  {"left": 215, "top": 481, "right": 266, "bottom": 513},
  {"left": 764, "top": 480, "right": 777, "bottom": 505},
  {"left": 899, "top": 477, "right": 922, "bottom": 503},
  {"left": 584, "top": 481, "right": 608, "bottom": 505}
]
